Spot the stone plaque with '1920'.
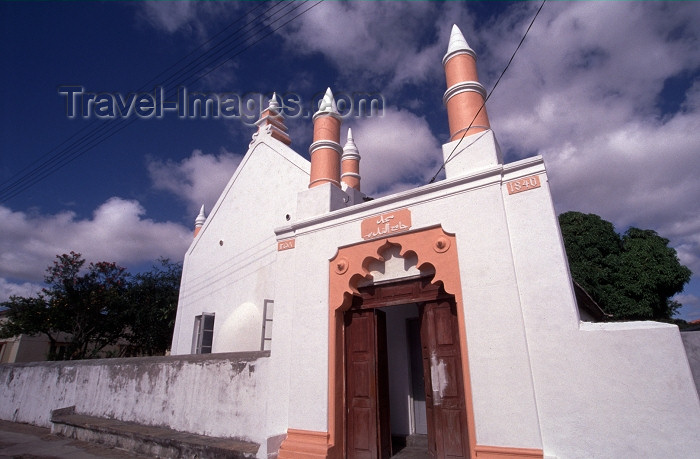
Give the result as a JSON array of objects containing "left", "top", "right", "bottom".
[
  {"left": 361, "top": 208, "right": 412, "bottom": 240},
  {"left": 506, "top": 175, "right": 541, "bottom": 195}
]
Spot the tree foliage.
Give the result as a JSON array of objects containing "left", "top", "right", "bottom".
[
  {"left": 124, "top": 258, "right": 182, "bottom": 356},
  {"left": 0, "top": 252, "right": 182, "bottom": 360},
  {"left": 559, "top": 212, "right": 691, "bottom": 321}
]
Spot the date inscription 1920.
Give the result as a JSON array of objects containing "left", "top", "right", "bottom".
[{"left": 506, "top": 175, "right": 541, "bottom": 195}]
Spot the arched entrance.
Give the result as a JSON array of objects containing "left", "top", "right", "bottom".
[
  {"left": 327, "top": 226, "right": 476, "bottom": 459},
  {"left": 345, "top": 278, "right": 470, "bottom": 458}
]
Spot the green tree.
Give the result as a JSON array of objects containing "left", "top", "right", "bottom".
[
  {"left": 559, "top": 212, "right": 691, "bottom": 321},
  {"left": 0, "top": 252, "right": 130, "bottom": 360},
  {"left": 124, "top": 258, "right": 182, "bottom": 356}
]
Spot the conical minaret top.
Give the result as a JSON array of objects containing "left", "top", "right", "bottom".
[
  {"left": 314, "top": 87, "right": 341, "bottom": 120},
  {"left": 194, "top": 204, "right": 207, "bottom": 238},
  {"left": 442, "top": 24, "right": 490, "bottom": 141},
  {"left": 341, "top": 128, "right": 361, "bottom": 191},
  {"left": 443, "top": 24, "right": 476, "bottom": 66}
]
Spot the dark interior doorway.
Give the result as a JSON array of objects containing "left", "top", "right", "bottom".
[{"left": 344, "top": 278, "right": 470, "bottom": 459}]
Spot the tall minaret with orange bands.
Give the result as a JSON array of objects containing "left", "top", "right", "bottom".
[
  {"left": 443, "top": 25, "right": 490, "bottom": 142},
  {"left": 308, "top": 88, "right": 342, "bottom": 189}
]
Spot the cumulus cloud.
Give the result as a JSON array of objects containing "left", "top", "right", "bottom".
[
  {"left": 0, "top": 278, "right": 42, "bottom": 303},
  {"left": 345, "top": 108, "right": 442, "bottom": 197},
  {"left": 271, "top": 1, "right": 477, "bottom": 91},
  {"left": 148, "top": 149, "right": 243, "bottom": 215},
  {"left": 0, "top": 199, "right": 191, "bottom": 288}
]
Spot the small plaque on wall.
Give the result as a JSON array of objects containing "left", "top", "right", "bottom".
[
  {"left": 361, "top": 208, "right": 412, "bottom": 240},
  {"left": 277, "top": 239, "right": 295, "bottom": 251},
  {"left": 506, "top": 175, "right": 541, "bottom": 195}
]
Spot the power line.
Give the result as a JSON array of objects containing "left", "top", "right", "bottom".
[
  {"left": 0, "top": 0, "right": 323, "bottom": 203},
  {"left": 0, "top": 1, "right": 295, "bottom": 201},
  {"left": 0, "top": 0, "right": 277, "bottom": 196},
  {"left": 428, "top": 0, "right": 547, "bottom": 184}
]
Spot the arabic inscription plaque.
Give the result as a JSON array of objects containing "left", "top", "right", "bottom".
[{"left": 361, "top": 208, "right": 412, "bottom": 240}]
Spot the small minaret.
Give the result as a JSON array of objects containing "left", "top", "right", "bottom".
[
  {"left": 254, "top": 93, "right": 291, "bottom": 145},
  {"left": 340, "top": 128, "right": 361, "bottom": 191},
  {"left": 308, "top": 88, "right": 342, "bottom": 189},
  {"left": 194, "top": 205, "right": 206, "bottom": 238},
  {"left": 443, "top": 25, "right": 490, "bottom": 141}
]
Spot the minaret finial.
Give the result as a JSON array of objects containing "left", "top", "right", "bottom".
[
  {"left": 314, "top": 87, "right": 340, "bottom": 119},
  {"left": 194, "top": 204, "right": 207, "bottom": 238},
  {"left": 269, "top": 92, "right": 280, "bottom": 111},
  {"left": 341, "top": 128, "right": 361, "bottom": 191},
  {"left": 443, "top": 24, "right": 476, "bottom": 66},
  {"left": 253, "top": 91, "right": 291, "bottom": 145}
]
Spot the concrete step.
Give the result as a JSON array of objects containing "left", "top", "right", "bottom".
[
  {"left": 406, "top": 433, "right": 428, "bottom": 448},
  {"left": 50, "top": 406, "right": 259, "bottom": 459}
]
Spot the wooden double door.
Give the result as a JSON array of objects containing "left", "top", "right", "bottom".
[{"left": 345, "top": 280, "right": 470, "bottom": 459}]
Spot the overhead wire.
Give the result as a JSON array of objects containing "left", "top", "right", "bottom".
[
  {"left": 0, "top": 0, "right": 277, "bottom": 197},
  {"left": 428, "top": 0, "right": 546, "bottom": 184},
  {"left": 0, "top": 0, "right": 323, "bottom": 203}
]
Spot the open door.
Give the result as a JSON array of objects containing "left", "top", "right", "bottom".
[
  {"left": 345, "top": 309, "right": 391, "bottom": 459},
  {"left": 420, "top": 300, "right": 470, "bottom": 459}
]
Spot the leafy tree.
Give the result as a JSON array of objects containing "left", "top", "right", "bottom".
[
  {"left": 559, "top": 212, "right": 691, "bottom": 321},
  {"left": 124, "top": 258, "right": 182, "bottom": 356},
  {"left": 0, "top": 252, "right": 130, "bottom": 360}
]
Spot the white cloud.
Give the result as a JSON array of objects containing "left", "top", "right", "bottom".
[
  {"left": 0, "top": 199, "right": 191, "bottom": 286},
  {"left": 148, "top": 149, "right": 243, "bottom": 215},
  {"left": 0, "top": 278, "right": 42, "bottom": 303},
  {"left": 272, "top": 1, "right": 476, "bottom": 91},
  {"left": 345, "top": 108, "right": 442, "bottom": 197}
]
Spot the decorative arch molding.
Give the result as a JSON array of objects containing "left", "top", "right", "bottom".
[
  {"left": 327, "top": 226, "right": 475, "bottom": 458},
  {"left": 278, "top": 225, "right": 543, "bottom": 459}
]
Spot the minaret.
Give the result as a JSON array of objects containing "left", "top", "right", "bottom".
[
  {"left": 340, "top": 128, "right": 361, "bottom": 191},
  {"left": 254, "top": 93, "right": 291, "bottom": 145},
  {"left": 308, "top": 88, "right": 342, "bottom": 188},
  {"left": 194, "top": 205, "right": 206, "bottom": 238},
  {"left": 443, "top": 25, "right": 490, "bottom": 142}
]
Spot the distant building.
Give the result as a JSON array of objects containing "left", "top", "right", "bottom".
[{"left": 169, "top": 25, "right": 700, "bottom": 459}]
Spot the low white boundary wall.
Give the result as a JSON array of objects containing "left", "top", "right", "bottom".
[
  {"left": 0, "top": 352, "right": 270, "bottom": 446},
  {"left": 682, "top": 331, "right": 700, "bottom": 396}
]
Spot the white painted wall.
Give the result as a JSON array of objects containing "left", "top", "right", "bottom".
[
  {"left": 171, "top": 134, "right": 310, "bottom": 355},
  {"left": 502, "top": 157, "right": 700, "bottom": 457},
  {"left": 0, "top": 353, "right": 273, "bottom": 457}
]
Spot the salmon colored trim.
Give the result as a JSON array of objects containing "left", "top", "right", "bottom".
[
  {"left": 326, "top": 226, "right": 477, "bottom": 458},
  {"left": 474, "top": 445, "right": 544, "bottom": 458},
  {"left": 309, "top": 115, "right": 342, "bottom": 189},
  {"left": 444, "top": 48, "right": 490, "bottom": 141},
  {"left": 193, "top": 227, "right": 202, "bottom": 238},
  {"left": 278, "top": 429, "right": 330, "bottom": 459}
]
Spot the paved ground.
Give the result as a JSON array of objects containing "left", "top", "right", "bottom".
[
  {"left": 0, "top": 420, "right": 429, "bottom": 459},
  {"left": 391, "top": 446, "right": 430, "bottom": 458},
  {"left": 0, "top": 420, "right": 148, "bottom": 459}
]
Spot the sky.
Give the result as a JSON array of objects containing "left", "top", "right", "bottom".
[{"left": 0, "top": 1, "right": 699, "bottom": 322}]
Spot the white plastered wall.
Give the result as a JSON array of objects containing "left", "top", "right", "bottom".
[
  {"left": 171, "top": 136, "right": 310, "bottom": 356},
  {"left": 502, "top": 157, "right": 700, "bottom": 458}
]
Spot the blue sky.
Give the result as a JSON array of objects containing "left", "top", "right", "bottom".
[{"left": 1, "top": 1, "right": 699, "bottom": 322}]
